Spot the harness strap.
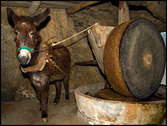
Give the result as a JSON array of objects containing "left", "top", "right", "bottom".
[
  {"left": 48, "top": 58, "right": 69, "bottom": 76},
  {"left": 18, "top": 46, "right": 34, "bottom": 52},
  {"left": 19, "top": 43, "right": 69, "bottom": 76},
  {"left": 20, "top": 43, "right": 48, "bottom": 73}
]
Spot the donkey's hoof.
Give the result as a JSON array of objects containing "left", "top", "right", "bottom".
[
  {"left": 65, "top": 98, "right": 69, "bottom": 101},
  {"left": 53, "top": 99, "right": 59, "bottom": 104},
  {"left": 42, "top": 117, "right": 48, "bottom": 123}
]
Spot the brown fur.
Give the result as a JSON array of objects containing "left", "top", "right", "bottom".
[{"left": 7, "top": 8, "right": 71, "bottom": 121}]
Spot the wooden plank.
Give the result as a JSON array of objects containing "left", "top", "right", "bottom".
[
  {"left": 118, "top": 1, "right": 130, "bottom": 25},
  {"left": 75, "top": 60, "right": 97, "bottom": 66},
  {"left": 87, "top": 24, "right": 115, "bottom": 74},
  {"left": 93, "top": 25, "right": 115, "bottom": 48},
  {"left": 67, "top": 1, "right": 99, "bottom": 14},
  {"left": 88, "top": 28, "right": 105, "bottom": 74}
]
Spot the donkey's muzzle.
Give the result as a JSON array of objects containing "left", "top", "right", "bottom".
[
  {"left": 18, "top": 56, "right": 29, "bottom": 65},
  {"left": 18, "top": 49, "right": 31, "bottom": 65}
]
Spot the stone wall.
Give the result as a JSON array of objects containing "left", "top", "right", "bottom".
[{"left": 70, "top": 1, "right": 166, "bottom": 32}]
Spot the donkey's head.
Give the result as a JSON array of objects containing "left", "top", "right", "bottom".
[{"left": 7, "top": 8, "right": 50, "bottom": 65}]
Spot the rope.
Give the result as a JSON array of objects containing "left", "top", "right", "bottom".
[
  {"left": 30, "top": 23, "right": 99, "bottom": 73},
  {"left": 48, "top": 58, "right": 70, "bottom": 76},
  {"left": 46, "top": 23, "right": 99, "bottom": 46}
]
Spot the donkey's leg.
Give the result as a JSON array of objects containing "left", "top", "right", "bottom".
[
  {"left": 54, "top": 81, "right": 62, "bottom": 104},
  {"left": 40, "top": 83, "right": 50, "bottom": 122},
  {"left": 63, "top": 75, "right": 70, "bottom": 100},
  {"left": 32, "top": 84, "right": 42, "bottom": 111},
  {"left": 32, "top": 79, "right": 50, "bottom": 122}
]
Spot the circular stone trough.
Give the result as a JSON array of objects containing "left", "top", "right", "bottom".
[{"left": 74, "top": 83, "right": 166, "bottom": 125}]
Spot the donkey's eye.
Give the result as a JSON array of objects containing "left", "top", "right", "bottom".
[
  {"left": 15, "top": 31, "right": 19, "bottom": 35},
  {"left": 30, "top": 31, "right": 35, "bottom": 36}
]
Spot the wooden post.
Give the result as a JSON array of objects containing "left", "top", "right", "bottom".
[
  {"left": 118, "top": 1, "right": 130, "bottom": 25},
  {"left": 28, "top": 1, "right": 41, "bottom": 15}
]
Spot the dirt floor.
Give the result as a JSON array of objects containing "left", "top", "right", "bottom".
[
  {"left": 1, "top": 93, "right": 89, "bottom": 125},
  {"left": 1, "top": 92, "right": 166, "bottom": 125}
]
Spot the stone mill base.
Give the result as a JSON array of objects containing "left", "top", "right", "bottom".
[{"left": 74, "top": 83, "right": 166, "bottom": 125}]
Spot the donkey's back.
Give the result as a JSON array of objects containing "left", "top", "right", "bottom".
[{"left": 49, "top": 45, "right": 71, "bottom": 81}]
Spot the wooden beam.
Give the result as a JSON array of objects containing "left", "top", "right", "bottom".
[
  {"left": 1, "top": 1, "right": 31, "bottom": 8},
  {"left": 145, "top": 1, "right": 166, "bottom": 22},
  {"left": 118, "top": 1, "right": 130, "bottom": 25},
  {"left": 1, "top": 1, "right": 78, "bottom": 9},
  {"left": 41, "top": 1, "right": 78, "bottom": 8},
  {"left": 67, "top": 1, "right": 100, "bottom": 14}
]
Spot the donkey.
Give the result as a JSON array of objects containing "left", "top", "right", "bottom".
[{"left": 7, "top": 8, "right": 71, "bottom": 122}]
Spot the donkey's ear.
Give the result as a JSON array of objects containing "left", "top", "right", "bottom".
[
  {"left": 6, "top": 8, "right": 19, "bottom": 24},
  {"left": 32, "top": 8, "right": 50, "bottom": 27}
]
